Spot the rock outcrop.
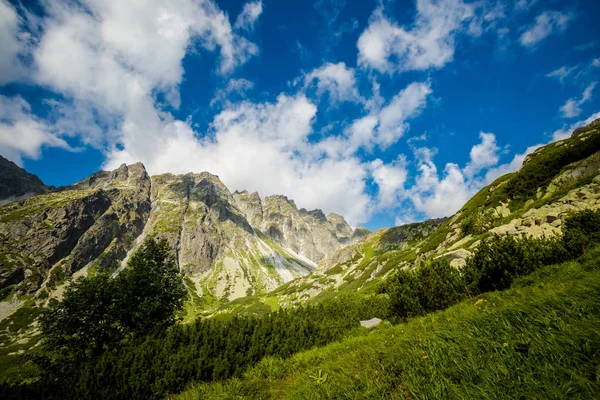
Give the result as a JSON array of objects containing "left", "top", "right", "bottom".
[
  {"left": 0, "top": 163, "right": 151, "bottom": 293},
  {"left": 234, "top": 192, "right": 353, "bottom": 263},
  {"left": 0, "top": 155, "right": 50, "bottom": 204}
]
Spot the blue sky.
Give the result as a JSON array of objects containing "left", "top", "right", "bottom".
[{"left": 0, "top": 0, "right": 599, "bottom": 230}]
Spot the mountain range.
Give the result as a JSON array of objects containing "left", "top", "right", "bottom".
[
  {"left": 0, "top": 158, "right": 361, "bottom": 308},
  {"left": 1, "top": 117, "right": 600, "bottom": 336}
]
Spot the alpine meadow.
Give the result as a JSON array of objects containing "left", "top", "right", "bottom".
[{"left": 1, "top": 0, "right": 600, "bottom": 399}]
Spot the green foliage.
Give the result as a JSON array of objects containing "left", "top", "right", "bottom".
[
  {"left": 382, "top": 208, "right": 600, "bottom": 320},
  {"left": 464, "top": 234, "right": 568, "bottom": 293},
  {"left": 460, "top": 210, "right": 497, "bottom": 236},
  {"left": 114, "top": 238, "right": 187, "bottom": 335},
  {"left": 562, "top": 208, "right": 600, "bottom": 257},
  {"left": 63, "top": 293, "right": 389, "bottom": 400},
  {"left": 175, "top": 257, "right": 600, "bottom": 400},
  {"left": 35, "top": 238, "right": 186, "bottom": 389},
  {"left": 381, "top": 259, "right": 466, "bottom": 319},
  {"left": 502, "top": 132, "right": 600, "bottom": 204},
  {"left": 40, "top": 275, "right": 120, "bottom": 361}
]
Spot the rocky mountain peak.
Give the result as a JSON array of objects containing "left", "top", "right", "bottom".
[
  {"left": 70, "top": 162, "right": 150, "bottom": 192},
  {"left": 0, "top": 155, "right": 50, "bottom": 203}
]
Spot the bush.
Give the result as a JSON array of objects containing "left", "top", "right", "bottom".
[
  {"left": 383, "top": 259, "right": 466, "bottom": 319},
  {"left": 384, "top": 208, "right": 600, "bottom": 321},
  {"left": 466, "top": 235, "right": 568, "bottom": 293}
]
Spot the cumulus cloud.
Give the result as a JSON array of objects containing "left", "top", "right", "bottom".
[
  {"left": 0, "top": 0, "right": 30, "bottom": 85},
  {"left": 520, "top": 10, "right": 573, "bottom": 48},
  {"left": 357, "top": 0, "right": 477, "bottom": 73},
  {"left": 559, "top": 82, "right": 597, "bottom": 118},
  {"left": 0, "top": 95, "right": 73, "bottom": 165},
  {"left": 593, "top": 58, "right": 600, "bottom": 68},
  {"left": 0, "top": 0, "right": 260, "bottom": 162},
  {"left": 234, "top": 1, "right": 263, "bottom": 31},
  {"left": 406, "top": 132, "right": 514, "bottom": 219},
  {"left": 318, "top": 81, "right": 432, "bottom": 158},
  {"left": 370, "top": 157, "right": 408, "bottom": 209},
  {"left": 376, "top": 82, "right": 432, "bottom": 148},
  {"left": 463, "top": 132, "right": 500, "bottom": 178},
  {"left": 303, "top": 62, "right": 361, "bottom": 104}
]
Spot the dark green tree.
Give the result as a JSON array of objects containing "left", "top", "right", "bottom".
[
  {"left": 39, "top": 274, "right": 120, "bottom": 361},
  {"left": 37, "top": 237, "right": 187, "bottom": 394},
  {"left": 113, "top": 237, "right": 187, "bottom": 336}
]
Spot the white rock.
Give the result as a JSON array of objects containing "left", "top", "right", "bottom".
[{"left": 360, "top": 318, "right": 382, "bottom": 329}]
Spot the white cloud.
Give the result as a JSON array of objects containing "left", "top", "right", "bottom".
[
  {"left": 316, "top": 80, "right": 432, "bottom": 158},
  {"left": 514, "top": 0, "right": 538, "bottom": 12},
  {"left": 559, "top": 82, "right": 597, "bottom": 118},
  {"left": 357, "top": 0, "right": 476, "bottom": 73},
  {"left": 0, "top": 0, "right": 29, "bottom": 85},
  {"left": 0, "top": 96, "right": 73, "bottom": 165},
  {"left": 593, "top": 58, "right": 600, "bottom": 67},
  {"left": 546, "top": 65, "right": 578, "bottom": 83},
  {"left": 410, "top": 157, "right": 470, "bottom": 218},
  {"left": 0, "top": 0, "right": 260, "bottom": 164},
  {"left": 551, "top": 111, "right": 600, "bottom": 141},
  {"left": 407, "top": 132, "right": 503, "bottom": 218},
  {"left": 463, "top": 132, "right": 500, "bottom": 178},
  {"left": 303, "top": 62, "right": 361, "bottom": 104},
  {"left": 376, "top": 82, "right": 432, "bottom": 148},
  {"left": 520, "top": 10, "right": 573, "bottom": 48},
  {"left": 370, "top": 157, "right": 408, "bottom": 208},
  {"left": 210, "top": 78, "right": 254, "bottom": 107},
  {"left": 234, "top": 1, "right": 263, "bottom": 31}
]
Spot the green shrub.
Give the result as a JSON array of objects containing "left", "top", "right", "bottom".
[
  {"left": 382, "top": 259, "right": 466, "bottom": 319},
  {"left": 502, "top": 132, "right": 600, "bottom": 203}
]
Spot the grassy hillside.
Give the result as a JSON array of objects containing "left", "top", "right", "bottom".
[{"left": 174, "top": 250, "right": 600, "bottom": 399}]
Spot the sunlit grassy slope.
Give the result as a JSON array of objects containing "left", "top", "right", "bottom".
[{"left": 173, "top": 251, "right": 600, "bottom": 399}]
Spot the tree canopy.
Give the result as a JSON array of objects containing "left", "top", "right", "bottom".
[{"left": 39, "top": 238, "right": 186, "bottom": 362}]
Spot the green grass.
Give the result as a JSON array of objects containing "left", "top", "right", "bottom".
[{"left": 173, "top": 257, "right": 600, "bottom": 399}]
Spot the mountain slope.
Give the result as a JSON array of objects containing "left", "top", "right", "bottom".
[
  {"left": 174, "top": 254, "right": 600, "bottom": 399},
  {"left": 216, "top": 118, "right": 600, "bottom": 316},
  {"left": 0, "top": 156, "right": 50, "bottom": 204},
  {"left": 0, "top": 163, "right": 151, "bottom": 295},
  {"left": 0, "top": 165, "right": 355, "bottom": 309}
]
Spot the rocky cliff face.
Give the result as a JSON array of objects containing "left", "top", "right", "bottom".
[
  {"left": 0, "top": 163, "right": 151, "bottom": 295},
  {"left": 0, "top": 165, "right": 356, "bottom": 304},
  {"left": 233, "top": 191, "right": 353, "bottom": 263},
  {"left": 0, "top": 156, "right": 50, "bottom": 204}
]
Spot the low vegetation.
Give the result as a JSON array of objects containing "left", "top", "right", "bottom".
[
  {"left": 2, "top": 209, "right": 600, "bottom": 399},
  {"left": 176, "top": 255, "right": 600, "bottom": 399}
]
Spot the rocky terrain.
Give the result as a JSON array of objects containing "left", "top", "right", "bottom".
[
  {"left": 0, "top": 156, "right": 50, "bottom": 204},
  {"left": 0, "top": 161, "right": 356, "bottom": 310}
]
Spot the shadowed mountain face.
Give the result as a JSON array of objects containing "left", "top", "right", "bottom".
[
  {"left": 0, "top": 156, "right": 50, "bottom": 203},
  {"left": 0, "top": 164, "right": 356, "bottom": 302}
]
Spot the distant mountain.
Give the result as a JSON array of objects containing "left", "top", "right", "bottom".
[
  {"left": 0, "top": 162, "right": 356, "bottom": 305},
  {"left": 0, "top": 155, "right": 50, "bottom": 203}
]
